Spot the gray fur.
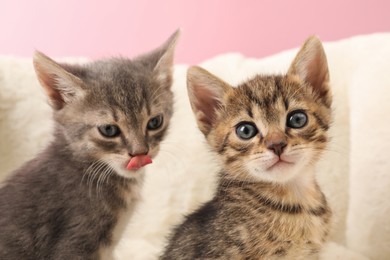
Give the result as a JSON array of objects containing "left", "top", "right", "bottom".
[{"left": 0, "top": 30, "right": 179, "bottom": 259}]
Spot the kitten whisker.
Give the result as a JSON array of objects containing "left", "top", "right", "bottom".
[
  {"left": 96, "top": 164, "right": 109, "bottom": 198},
  {"left": 102, "top": 165, "right": 114, "bottom": 186},
  {"left": 84, "top": 160, "right": 99, "bottom": 187},
  {"left": 82, "top": 159, "right": 102, "bottom": 185},
  {"left": 151, "top": 91, "right": 168, "bottom": 105},
  {"left": 150, "top": 83, "right": 167, "bottom": 103},
  {"left": 88, "top": 167, "right": 100, "bottom": 198},
  {"left": 311, "top": 147, "right": 347, "bottom": 156},
  {"left": 90, "top": 161, "right": 106, "bottom": 185},
  {"left": 289, "top": 81, "right": 306, "bottom": 99},
  {"left": 85, "top": 159, "right": 107, "bottom": 198},
  {"left": 99, "top": 164, "right": 115, "bottom": 197}
]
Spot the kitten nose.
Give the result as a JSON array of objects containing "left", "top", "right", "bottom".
[
  {"left": 129, "top": 149, "right": 149, "bottom": 157},
  {"left": 128, "top": 144, "right": 149, "bottom": 157},
  {"left": 265, "top": 133, "right": 287, "bottom": 156}
]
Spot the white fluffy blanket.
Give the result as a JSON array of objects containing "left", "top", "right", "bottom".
[{"left": 1, "top": 33, "right": 389, "bottom": 259}]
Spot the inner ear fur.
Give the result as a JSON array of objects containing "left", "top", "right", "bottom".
[
  {"left": 33, "top": 51, "right": 84, "bottom": 110},
  {"left": 186, "top": 66, "right": 231, "bottom": 135},
  {"left": 287, "top": 36, "right": 331, "bottom": 104}
]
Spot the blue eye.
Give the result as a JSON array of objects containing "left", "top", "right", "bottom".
[
  {"left": 98, "top": 125, "right": 121, "bottom": 138},
  {"left": 287, "top": 110, "right": 308, "bottom": 129},
  {"left": 235, "top": 122, "right": 258, "bottom": 140},
  {"left": 147, "top": 115, "right": 164, "bottom": 130}
]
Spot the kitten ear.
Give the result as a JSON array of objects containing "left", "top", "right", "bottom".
[
  {"left": 187, "top": 66, "right": 231, "bottom": 136},
  {"left": 287, "top": 36, "right": 331, "bottom": 103},
  {"left": 152, "top": 29, "right": 181, "bottom": 85},
  {"left": 33, "top": 51, "right": 84, "bottom": 110}
]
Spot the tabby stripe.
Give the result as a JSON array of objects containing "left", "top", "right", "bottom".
[
  {"left": 270, "top": 78, "right": 281, "bottom": 105},
  {"left": 309, "top": 192, "right": 329, "bottom": 216},
  {"left": 257, "top": 195, "right": 302, "bottom": 214},
  {"left": 273, "top": 248, "right": 287, "bottom": 256},
  {"left": 219, "top": 191, "right": 267, "bottom": 215},
  {"left": 308, "top": 206, "right": 327, "bottom": 216},
  {"left": 243, "top": 187, "right": 303, "bottom": 214},
  {"left": 92, "top": 138, "right": 118, "bottom": 152},
  {"left": 229, "top": 143, "right": 253, "bottom": 154},
  {"left": 73, "top": 124, "right": 94, "bottom": 140},
  {"left": 220, "top": 182, "right": 327, "bottom": 216},
  {"left": 152, "top": 128, "right": 168, "bottom": 144},
  {"left": 141, "top": 86, "right": 149, "bottom": 114},
  {"left": 283, "top": 99, "right": 289, "bottom": 111},
  {"left": 219, "top": 179, "right": 246, "bottom": 189},
  {"left": 298, "top": 127, "right": 317, "bottom": 141},
  {"left": 218, "top": 133, "right": 230, "bottom": 154},
  {"left": 320, "top": 90, "right": 332, "bottom": 108},
  {"left": 244, "top": 88, "right": 263, "bottom": 108},
  {"left": 246, "top": 107, "right": 253, "bottom": 118},
  {"left": 312, "top": 112, "right": 329, "bottom": 131},
  {"left": 120, "top": 134, "right": 129, "bottom": 148},
  {"left": 267, "top": 232, "right": 278, "bottom": 242},
  {"left": 112, "top": 109, "right": 119, "bottom": 122},
  {"left": 225, "top": 156, "right": 236, "bottom": 164}
]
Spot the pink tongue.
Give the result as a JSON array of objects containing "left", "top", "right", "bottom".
[{"left": 126, "top": 155, "right": 153, "bottom": 170}]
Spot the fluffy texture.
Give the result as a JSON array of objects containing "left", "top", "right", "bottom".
[
  {"left": 1, "top": 33, "right": 389, "bottom": 259},
  {"left": 0, "top": 30, "right": 179, "bottom": 259},
  {"left": 161, "top": 37, "right": 333, "bottom": 259}
]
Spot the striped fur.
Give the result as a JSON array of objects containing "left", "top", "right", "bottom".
[{"left": 161, "top": 36, "right": 332, "bottom": 259}]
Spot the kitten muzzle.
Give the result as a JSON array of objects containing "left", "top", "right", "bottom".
[{"left": 126, "top": 155, "right": 153, "bottom": 170}]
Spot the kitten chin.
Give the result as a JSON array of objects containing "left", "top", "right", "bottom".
[
  {"left": 245, "top": 145, "right": 317, "bottom": 184},
  {"left": 108, "top": 159, "right": 145, "bottom": 180},
  {"left": 103, "top": 145, "right": 160, "bottom": 180}
]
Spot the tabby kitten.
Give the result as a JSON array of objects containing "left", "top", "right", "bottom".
[
  {"left": 0, "top": 30, "right": 179, "bottom": 259},
  {"left": 161, "top": 36, "right": 332, "bottom": 259}
]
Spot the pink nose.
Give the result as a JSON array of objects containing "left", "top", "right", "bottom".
[
  {"left": 267, "top": 142, "right": 287, "bottom": 156},
  {"left": 126, "top": 155, "right": 153, "bottom": 170},
  {"left": 265, "top": 132, "right": 287, "bottom": 156}
]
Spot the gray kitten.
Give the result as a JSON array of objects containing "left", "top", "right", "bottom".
[{"left": 0, "top": 30, "right": 179, "bottom": 259}]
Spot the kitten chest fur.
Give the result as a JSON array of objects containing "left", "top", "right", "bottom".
[
  {"left": 215, "top": 175, "right": 331, "bottom": 259},
  {"left": 162, "top": 172, "right": 331, "bottom": 260},
  {"left": 0, "top": 140, "right": 143, "bottom": 259},
  {"left": 99, "top": 174, "right": 143, "bottom": 259}
]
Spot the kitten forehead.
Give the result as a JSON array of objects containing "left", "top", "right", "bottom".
[
  {"left": 235, "top": 75, "right": 306, "bottom": 103},
  {"left": 222, "top": 74, "right": 328, "bottom": 136},
  {"left": 225, "top": 76, "right": 294, "bottom": 123},
  {"left": 73, "top": 58, "right": 171, "bottom": 116},
  {"left": 83, "top": 58, "right": 155, "bottom": 90}
]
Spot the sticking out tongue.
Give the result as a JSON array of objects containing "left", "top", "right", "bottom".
[{"left": 126, "top": 155, "right": 153, "bottom": 170}]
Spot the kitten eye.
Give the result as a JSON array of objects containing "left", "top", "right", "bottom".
[
  {"left": 235, "top": 122, "right": 258, "bottom": 140},
  {"left": 286, "top": 110, "right": 308, "bottom": 129},
  {"left": 98, "top": 124, "right": 121, "bottom": 138},
  {"left": 147, "top": 115, "right": 164, "bottom": 130}
]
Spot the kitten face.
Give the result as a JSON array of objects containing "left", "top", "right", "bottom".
[
  {"left": 57, "top": 60, "right": 174, "bottom": 178},
  {"left": 209, "top": 75, "right": 330, "bottom": 183},
  {"left": 33, "top": 30, "right": 179, "bottom": 179},
  {"left": 187, "top": 36, "right": 331, "bottom": 184}
]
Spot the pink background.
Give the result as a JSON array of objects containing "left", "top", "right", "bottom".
[{"left": 1, "top": 0, "right": 389, "bottom": 64}]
